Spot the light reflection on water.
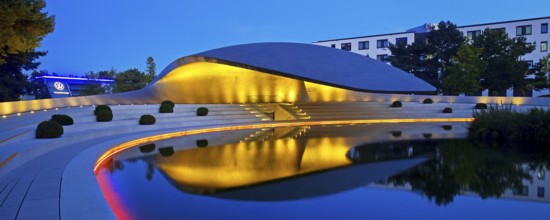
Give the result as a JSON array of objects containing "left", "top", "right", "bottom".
[{"left": 96, "top": 123, "right": 550, "bottom": 220}]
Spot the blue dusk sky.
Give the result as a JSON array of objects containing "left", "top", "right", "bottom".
[{"left": 37, "top": 0, "right": 550, "bottom": 76}]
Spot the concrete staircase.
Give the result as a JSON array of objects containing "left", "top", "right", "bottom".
[
  {"left": 294, "top": 101, "right": 476, "bottom": 120},
  {"left": 278, "top": 103, "right": 310, "bottom": 120}
]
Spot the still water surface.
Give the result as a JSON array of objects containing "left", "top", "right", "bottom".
[{"left": 96, "top": 123, "right": 550, "bottom": 220}]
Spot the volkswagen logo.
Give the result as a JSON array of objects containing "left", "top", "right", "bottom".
[{"left": 53, "top": 81, "right": 65, "bottom": 91}]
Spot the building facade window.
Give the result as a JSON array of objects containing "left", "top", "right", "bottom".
[
  {"left": 331, "top": 44, "right": 336, "bottom": 48},
  {"left": 341, "top": 43, "right": 351, "bottom": 51},
  {"left": 542, "top": 41, "right": 548, "bottom": 52},
  {"left": 467, "top": 30, "right": 482, "bottom": 39},
  {"left": 538, "top": 187, "right": 545, "bottom": 198},
  {"left": 491, "top": 27, "right": 506, "bottom": 32},
  {"left": 542, "top": 23, "right": 548, "bottom": 34},
  {"left": 376, "top": 54, "right": 389, "bottom": 62},
  {"left": 516, "top": 25, "right": 532, "bottom": 36},
  {"left": 358, "top": 41, "right": 369, "bottom": 50},
  {"left": 396, "top": 37, "right": 407, "bottom": 45},
  {"left": 376, "top": 39, "right": 389, "bottom": 48}
]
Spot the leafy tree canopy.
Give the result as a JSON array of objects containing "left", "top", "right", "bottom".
[
  {"left": 145, "top": 56, "right": 156, "bottom": 82},
  {"left": 472, "top": 28, "right": 535, "bottom": 95},
  {"left": 114, "top": 68, "right": 148, "bottom": 93},
  {"left": 0, "top": 0, "right": 54, "bottom": 63},
  {"left": 443, "top": 44, "right": 486, "bottom": 95}
]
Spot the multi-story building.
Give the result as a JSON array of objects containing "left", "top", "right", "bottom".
[{"left": 314, "top": 16, "right": 550, "bottom": 97}]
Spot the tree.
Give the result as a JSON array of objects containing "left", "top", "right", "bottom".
[
  {"left": 0, "top": 0, "right": 54, "bottom": 63},
  {"left": 114, "top": 68, "right": 148, "bottom": 92},
  {"left": 145, "top": 56, "right": 156, "bottom": 83},
  {"left": 532, "top": 54, "right": 550, "bottom": 92},
  {"left": 472, "top": 28, "right": 535, "bottom": 96},
  {"left": 443, "top": 44, "right": 486, "bottom": 95},
  {"left": 389, "top": 41, "right": 439, "bottom": 88},
  {"left": 0, "top": 51, "right": 47, "bottom": 101},
  {"left": 389, "top": 21, "right": 465, "bottom": 93},
  {"left": 79, "top": 69, "right": 116, "bottom": 96},
  {"left": 0, "top": 0, "right": 54, "bottom": 101},
  {"left": 426, "top": 21, "right": 466, "bottom": 93}
]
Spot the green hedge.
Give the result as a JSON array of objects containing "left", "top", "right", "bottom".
[
  {"left": 391, "top": 101, "right": 402, "bottom": 108},
  {"left": 51, "top": 114, "right": 74, "bottom": 125},
  {"left": 36, "top": 120, "right": 64, "bottom": 138},
  {"left": 139, "top": 114, "right": 156, "bottom": 125},
  {"left": 196, "top": 139, "right": 208, "bottom": 148},
  {"left": 159, "top": 100, "right": 174, "bottom": 113},
  {"left": 139, "top": 143, "right": 156, "bottom": 153},
  {"left": 443, "top": 107, "right": 453, "bottom": 113},
  {"left": 96, "top": 109, "right": 113, "bottom": 122},
  {"left": 196, "top": 107, "right": 209, "bottom": 116},
  {"left": 422, "top": 98, "right": 434, "bottom": 104},
  {"left": 161, "top": 100, "right": 175, "bottom": 107},
  {"left": 159, "top": 147, "right": 174, "bottom": 157},
  {"left": 391, "top": 131, "right": 402, "bottom": 138},
  {"left": 468, "top": 106, "right": 550, "bottom": 145},
  {"left": 474, "top": 103, "right": 488, "bottom": 109},
  {"left": 94, "top": 105, "right": 111, "bottom": 115}
]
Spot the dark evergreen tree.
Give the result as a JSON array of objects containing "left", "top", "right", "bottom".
[
  {"left": 472, "top": 28, "right": 535, "bottom": 96},
  {"left": 0, "top": 0, "right": 55, "bottom": 101}
]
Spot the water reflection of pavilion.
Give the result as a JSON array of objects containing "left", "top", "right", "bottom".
[{"left": 111, "top": 123, "right": 465, "bottom": 200}]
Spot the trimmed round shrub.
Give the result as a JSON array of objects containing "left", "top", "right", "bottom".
[
  {"left": 196, "top": 139, "right": 208, "bottom": 148},
  {"left": 161, "top": 100, "right": 175, "bottom": 107},
  {"left": 443, "top": 107, "right": 453, "bottom": 113},
  {"left": 159, "top": 147, "right": 174, "bottom": 157},
  {"left": 474, "top": 103, "right": 488, "bottom": 109},
  {"left": 391, "top": 101, "right": 402, "bottom": 108},
  {"left": 196, "top": 107, "right": 209, "bottom": 116},
  {"left": 159, "top": 100, "right": 174, "bottom": 113},
  {"left": 96, "top": 109, "right": 113, "bottom": 122},
  {"left": 50, "top": 114, "right": 74, "bottom": 125},
  {"left": 422, "top": 98, "right": 434, "bottom": 104},
  {"left": 159, "top": 104, "right": 174, "bottom": 113},
  {"left": 36, "top": 120, "right": 64, "bottom": 138},
  {"left": 139, "top": 114, "right": 156, "bottom": 125},
  {"left": 139, "top": 143, "right": 156, "bottom": 153},
  {"left": 391, "top": 131, "right": 402, "bottom": 138},
  {"left": 442, "top": 125, "right": 453, "bottom": 131},
  {"left": 94, "top": 105, "right": 111, "bottom": 115}
]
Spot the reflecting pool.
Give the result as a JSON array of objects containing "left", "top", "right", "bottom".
[{"left": 95, "top": 123, "right": 550, "bottom": 220}]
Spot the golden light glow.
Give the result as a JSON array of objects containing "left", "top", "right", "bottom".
[
  {"left": 151, "top": 62, "right": 308, "bottom": 103},
  {"left": 151, "top": 136, "right": 352, "bottom": 190},
  {"left": 94, "top": 117, "right": 472, "bottom": 173}
]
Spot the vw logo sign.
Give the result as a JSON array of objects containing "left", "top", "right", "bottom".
[{"left": 53, "top": 81, "right": 65, "bottom": 91}]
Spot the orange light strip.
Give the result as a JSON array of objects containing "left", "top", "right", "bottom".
[
  {"left": 0, "top": 153, "right": 18, "bottom": 169},
  {"left": 93, "top": 117, "right": 473, "bottom": 173}
]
